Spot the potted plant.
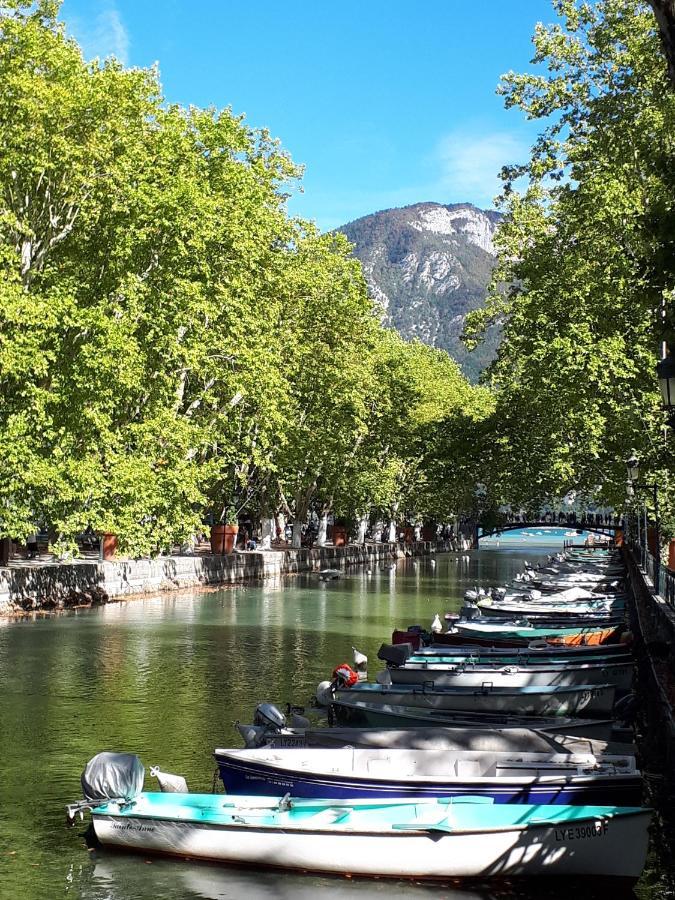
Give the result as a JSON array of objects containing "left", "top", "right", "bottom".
[
  {"left": 222, "top": 506, "right": 239, "bottom": 554},
  {"left": 210, "top": 506, "right": 239, "bottom": 555}
]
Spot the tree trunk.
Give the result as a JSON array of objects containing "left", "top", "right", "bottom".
[
  {"left": 260, "top": 517, "right": 274, "bottom": 550},
  {"left": 292, "top": 521, "right": 303, "bottom": 549},
  {"left": 316, "top": 512, "right": 329, "bottom": 547},
  {"left": 357, "top": 514, "right": 368, "bottom": 545},
  {"left": 275, "top": 513, "right": 285, "bottom": 542},
  {"left": 649, "top": 1, "right": 675, "bottom": 87},
  {"left": 388, "top": 520, "right": 397, "bottom": 543}
]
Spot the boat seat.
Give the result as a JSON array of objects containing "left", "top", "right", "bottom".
[
  {"left": 456, "top": 760, "right": 482, "bottom": 777},
  {"left": 309, "top": 807, "right": 353, "bottom": 825}
]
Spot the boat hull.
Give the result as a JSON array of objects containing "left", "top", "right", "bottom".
[
  {"left": 215, "top": 754, "right": 642, "bottom": 807},
  {"left": 334, "top": 683, "right": 616, "bottom": 718},
  {"left": 328, "top": 699, "right": 615, "bottom": 739},
  {"left": 387, "top": 662, "right": 632, "bottom": 691},
  {"left": 416, "top": 643, "right": 631, "bottom": 661},
  {"left": 429, "top": 629, "right": 623, "bottom": 649},
  {"left": 91, "top": 799, "right": 651, "bottom": 880},
  {"left": 239, "top": 725, "right": 626, "bottom": 756}
]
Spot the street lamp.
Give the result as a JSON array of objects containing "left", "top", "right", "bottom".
[
  {"left": 656, "top": 353, "right": 675, "bottom": 427},
  {"left": 626, "top": 454, "right": 640, "bottom": 484}
]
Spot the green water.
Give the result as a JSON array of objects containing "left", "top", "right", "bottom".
[{"left": 0, "top": 550, "right": 671, "bottom": 899}]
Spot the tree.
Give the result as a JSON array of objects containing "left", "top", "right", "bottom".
[
  {"left": 648, "top": 0, "right": 675, "bottom": 85},
  {"left": 0, "top": 2, "right": 302, "bottom": 553},
  {"left": 463, "top": 0, "right": 674, "bottom": 533}
]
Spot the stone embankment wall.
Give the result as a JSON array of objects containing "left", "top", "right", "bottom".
[{"left": 0, "top": 541, "right": 437, "bottom": 614}]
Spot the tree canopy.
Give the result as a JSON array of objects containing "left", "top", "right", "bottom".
[
  {"left": 463, "top": 0, "right": 674, "bottom": 540},
  {"left": 0, "top": 1, "right": 486, "bottom": 554}
]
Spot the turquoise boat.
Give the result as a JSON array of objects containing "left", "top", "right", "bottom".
[
  {"left": 407, "top": 651, "right": 629, "bottom": 666},
  {"left": 75, "top": 789, "right": 652, "bottom": 880}
]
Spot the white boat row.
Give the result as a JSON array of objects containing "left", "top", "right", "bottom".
[{"left": 66, "top": 547, "right": 652, "bottom": 883}]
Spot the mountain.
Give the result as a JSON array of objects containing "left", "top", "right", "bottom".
[{"left": 338, "top": 202, "right": 501, "bottom": 380}]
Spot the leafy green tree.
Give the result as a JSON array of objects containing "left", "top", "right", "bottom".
[
  {"left": 0, "top": 1, "right": 302, "bottom": 553},
  {"left": 463, "top": 0, "right": 674, "bottom": 535}
]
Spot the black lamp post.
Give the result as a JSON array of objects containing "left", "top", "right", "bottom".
[
  {"left": 625, "top": 454, "right": 661, "bottom": 588},
  {"left": 656, "top": 353, "right": 675, "bottom": 428}
]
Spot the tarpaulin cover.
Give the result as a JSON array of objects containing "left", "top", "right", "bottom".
[{"left": 81, "top": 752, "right": 145, "bottom": 802}]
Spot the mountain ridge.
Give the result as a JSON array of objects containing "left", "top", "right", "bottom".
[{"left": 338, "top": 201, "right": 501, "bottom": 380}]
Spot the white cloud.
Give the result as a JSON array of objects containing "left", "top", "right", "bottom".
[
  {"left": 71, "top": 3, "right": 130, "bottom": 65},
  {"left": 435, "top": 130, "right": 530, "bottom": 208}
]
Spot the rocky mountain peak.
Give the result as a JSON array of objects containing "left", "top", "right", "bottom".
[{"left": 338, "top": 202, "right": 501, "bottom": 380}]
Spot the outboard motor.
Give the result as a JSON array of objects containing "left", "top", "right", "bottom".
[
  {"left": 461, "top": 602, "right": 482, "bottom": 620},
  {"left": 253, "top": 703, "right": 287, "bottom": 731},
  {"left": 377, "top": 642, "right": 413, "bottom": 667},
  {"left": 464, "top": 589, "right": 479, "bottom": 602},
  {"left": 67, "top": 752, "right": 145, "bottom": 823},
  {"left": 81, "top": 752, "right": 144, "bottom": 804},
  {"left": 236, "top": 703, "right": 288, "bottom": 748},
  {"left": 491, "top": 586, "right": 507, "bottom": 601},
  {"left": 236, "top": 723, "right": 269, "bottom": 748},
  {"left": 315, "top": 680, "right": 335, "bottom": 706}
]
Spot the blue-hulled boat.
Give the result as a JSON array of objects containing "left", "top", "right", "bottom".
[{"left": 214, "top": 746, "right": 642, "bottom": 806}]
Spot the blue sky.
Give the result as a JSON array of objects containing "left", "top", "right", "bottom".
[{"left": 60, "top": 0, "right": 555, "bottom": 231}]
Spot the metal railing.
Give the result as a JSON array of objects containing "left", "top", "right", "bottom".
[{"left": 629, "top": 538, "right": 675, "bottom": 606}]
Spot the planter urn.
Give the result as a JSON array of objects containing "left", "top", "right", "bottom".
[
  {"left": 211, "top": 524, "right": 239, "bottom": 555},
  {"left": 102, "top": 533, "right": 118, "bottom": 560}
]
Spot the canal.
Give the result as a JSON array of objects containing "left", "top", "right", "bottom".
[{"left": 0, "top": 549, "right": 670, "bottom": 899}]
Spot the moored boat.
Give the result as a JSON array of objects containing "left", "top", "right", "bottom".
[
  {"left": 383, "top": 659, "right": 632, "bottom": 691},
  {"left": 411, "top": 642, "right": 632, "bottom": 661},
  {"left": 78, "top": 789, "right": 651, "bottom": 880},
  {"left": 236, "top": 721, "right": 627, "bottom": 756},
  {"left": 450, "top": 621, "right": 624, "bottom": 643},
  {"left": 331, "top": 680, "right": 617, "bottom": 718},
  {"left": 214, "top": 746, "right": 642, "bottom": 806},
  {"left": 328, "top": 698, "right": 616, "bottom": 738}
]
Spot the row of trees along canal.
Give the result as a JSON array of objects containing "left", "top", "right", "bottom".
[{"left": 0, "top": 1, "right": 673, "bottom": 559}]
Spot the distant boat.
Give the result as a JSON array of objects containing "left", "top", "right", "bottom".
[{"left": 385, "top": 659, "right": 632, "bottom": 691}]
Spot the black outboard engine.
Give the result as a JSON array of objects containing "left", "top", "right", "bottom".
[
  {"left": 462, "top": 604, "right": 482, "bottom": 620},
  {"left": 236, "top": 703, "right": 288, "bottom": 748},
  {"left": 377, "top": 642, "right": 413, "bottom": 668}
]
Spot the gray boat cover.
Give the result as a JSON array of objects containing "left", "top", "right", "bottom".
[{"left": 81, "top": 752, "right": 145, "bottom": 802}]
